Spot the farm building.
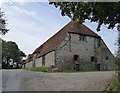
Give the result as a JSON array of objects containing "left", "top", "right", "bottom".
[{"left": 24, "top": 21, "right": 115, "bottom": 71}]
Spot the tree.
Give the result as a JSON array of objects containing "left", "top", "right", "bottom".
[
  {"left": 2, "top": 40, "right": 26, "bottom": 69},
  {"left": 0, "top": 8, "right": 9, "bottom": 35},
  {"left": 49, "top": 2, "right": 120, "bottom": 31}
]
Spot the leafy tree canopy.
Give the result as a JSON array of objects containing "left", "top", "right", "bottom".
[
  {"left": 2, "top": 40, "right": 26, "bottom": 68},
  {"left": 49, "top": 2, "right": 120, "bottom": 31}
]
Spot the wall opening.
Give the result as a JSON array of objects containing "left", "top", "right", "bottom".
[
  {"left": 42, "top": 56, "right": 45, "bottom": 66},
  {"left": 73, "top": 55, "right": 79, "bottom": 61},
  {"left": 91, "top": 56, "right": 95, "bottom": 62},
  {"left": 96, "top": 64, "right": 100, "bottom": 71},
  {"left": 79, "top": 35, "right": 87, "bottom": 42},
  {"left": 73, "top": 55, "right": 79, "bottom": 71},
  {"left": 106, "top": 56, "right": 109, "bottom": 61}
]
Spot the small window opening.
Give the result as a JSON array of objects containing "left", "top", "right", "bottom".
[
  {"left": 79, "top": 35, "right": 87, "bottom": 42},
  {"left": 91, "top": 56, "right": 95, "bottom": 62},
  {"left": 73, "top": 55, "right": 79, "bottom": 61},
  {"left": 106, "top": 56, "right": 109, "bottom": 60}
]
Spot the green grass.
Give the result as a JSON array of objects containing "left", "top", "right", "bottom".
[
  {"left": 105, "top": 75, "right": 118, "bottom": 91},
  {"left": 58, "top": 69, "right": 96, "bottom": 72},
  {"left": 23, "top": 67, "right": 49, "bottom": 72},
  {"left": 23, "top": 67, "right": 97, "bottom": 73}
]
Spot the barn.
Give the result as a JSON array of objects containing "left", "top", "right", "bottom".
[{"left": 25, "top": 21, "right": 115, "bottom": 71}]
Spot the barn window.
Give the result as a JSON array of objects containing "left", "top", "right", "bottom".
[
  {"left": 106, "top": 56, "right": 109, "bottom": 60},
  {"left": 91, "top": 56, "right": 95, "bottom": 62},
  {"left": 73, "top": 55, "right": 79, "bottom": 61},
  {"left": 79, "top": 35, "right": 87, "bottom": 42}
]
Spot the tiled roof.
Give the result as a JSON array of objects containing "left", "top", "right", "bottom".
[
  {"left": 33, "top": 21, "right": 100, "bottom": 58},
  {"left": 26, "top": 54, "right": 33, "bottom": 62}
]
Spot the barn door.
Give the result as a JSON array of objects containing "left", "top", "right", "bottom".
[
  {"left": 73, "top": 55, "right": 80, "bottom": 71},
  {"left": 96, "top": 64, "right": 100, "bottom": 71}
]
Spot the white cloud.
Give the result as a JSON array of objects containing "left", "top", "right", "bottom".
[
  {"left": 1, "top": 8, "right": 55, "bottom": 54},
  {"left": 0, "top": 3, "right": 2, "bottom": 6},
  {"left": 1, "top": 30, "right": 43, "bottom": 54},
  {"left": 22, "top": 9, "right": 36, "bottom": 16},
  {"left": 9, "top": 2, "right": 36, "bottom": 16},
  {"left": 1, "top": 17, "right": 48, "bottom": 54},
  {"left": 0, "top": 0, "right": 4, "bottom": 3},
  {"left": 0, "top": 0, "right": 4, "bottom": 6}
]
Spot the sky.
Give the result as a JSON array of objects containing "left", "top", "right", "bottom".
[{"left": 0, "top": 1, "right": 118, "bottom": 55}]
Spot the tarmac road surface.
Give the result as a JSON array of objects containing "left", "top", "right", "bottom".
[{"left": 2, "top": 69, "right": 115, "bottom": 91}]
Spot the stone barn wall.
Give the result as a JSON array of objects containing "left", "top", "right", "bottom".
[
  {"left": 55, "top": 33, "right": 96, "bottom": 70},
  {"left": 25, "top": 51, "right": 55, "bottom": 68},
  {"left": 25, "top": 61, "right": 33, "bottom": 68},
  {"left": 55, "top": 33, "right": 115, "bottom": 70},
  {"left": 35, "top": 57, "right": 42, "bottom": 67},
  {"left": 44, "top": 51, "right": 55, "bottom": 67},
  {"left": 25, "top": 33, "right": 115, "bottom": 71},
  {"left": 99, "top": 40, "right": 115, "bottom": 70}
]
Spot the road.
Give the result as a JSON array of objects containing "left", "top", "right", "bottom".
[{"left": 2, "top": 69, "right": 115, "bottom": 91}]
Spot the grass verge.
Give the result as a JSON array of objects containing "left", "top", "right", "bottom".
[
  {"left": 105, "top": 74, "right": 118, "bottom": 91},
  {"left": 23, "top": 67, "right": 97, "bottom": 73},
  {"left": 23, "top": 67, "right": 49, "bottom": 72},
  {"left": 58, "top": 69, "right": 96, "bottom": 72}
]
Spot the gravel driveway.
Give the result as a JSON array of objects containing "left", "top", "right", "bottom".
[{"left": 2, "top": 69, "right": 115, "bottom": 91}]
